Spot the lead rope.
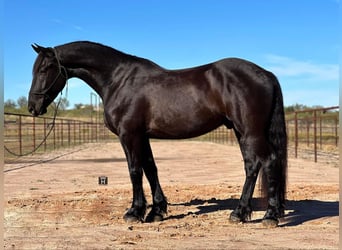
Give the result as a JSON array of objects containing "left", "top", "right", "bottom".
[
  {"left": 4, "top": 49, "right": 68, "bottom": 157},
  {"left": 4, "top": 93, "right": 64, "bottom": 157}
]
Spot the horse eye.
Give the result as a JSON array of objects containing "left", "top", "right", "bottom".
[
  {"left": 40, "top": 63, "right": 54, "bottom": 74},
  {"left": 39, "top": 68, "right": 47, "bottom": 74}
]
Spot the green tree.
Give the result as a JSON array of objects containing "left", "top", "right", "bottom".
[
  {"left": 58, "top": 97, "right": 70, "bottom": 110},
  {"left": 17, "top": 96, "right": 28, "bottom": 109},
  {"left": 74, "top": 103, "right": 84, "bottom": 109},
  {"left": 4, "top": 99, "right": 17, "bottom": 110},
  {"left": 284, "top": 103, "right": 310, "bottom": 113}
]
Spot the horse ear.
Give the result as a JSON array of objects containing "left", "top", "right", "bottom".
[
  {"left": 31, "top": 44, "right": 54, "bottom": 57},
  {"left": 31, "top": 43, "right": 42, "bottom": 54}
]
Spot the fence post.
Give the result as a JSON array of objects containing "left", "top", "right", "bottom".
[
  {"left": 306, "top": 119, "right": 310, "bottom": 147},
  {"left": 79, "top": 122, "right": 81, "bottom": 144},
  {"left": 61, "top": 119, "right": 64, "bottom": 147},
  {"left": 44, "top": 118, "right": 47, "bottom": 151},
  {"left": 53, "top": 119, "right": 56, "bottom": 150},
  {"left": 18, "top": 115, "right": 22, "bottom": 156},
  {"left": 87, "top": 123, "right": 90, "bottom": 142},
  {"left": 68, "top": 121, "right": 71, "bottom": 147},
  {"left": 313, "top": 110, "right": 317, "bottom": 162},
  {"left": 294, "top": 112, "right": 298, "bottom": 158},
  {"left": 83, "top": 123, "right": 86, "bottom": 142},
  {"left": 73, "top": 120, "right": 76, "bottom": 145},
  {"left": 33, "top": 116, "right": 36, "bottom": 152},
  {"left": 319, "top": 117, "right": 322, "bottom": 150},
  {"left": 335, "top": 117, "right": 338, "bottom": 147}
]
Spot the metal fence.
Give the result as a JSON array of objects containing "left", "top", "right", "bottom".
[
  {"left": 286, "top": 106, "right": 339, "bottom": 162},
  {"left": 4, "top": 106, "right": 339, "bottom": 163},
  {"left": 202, "top": 106, "right": 339, "bottom": 163},
  {"left": 4, "top": 112, "right": 116, "bottom": 162}
]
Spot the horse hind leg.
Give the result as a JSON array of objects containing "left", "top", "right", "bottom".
[
  {"left": 229, "top": 138, "right": 261, "bottom": 223},
  {"left": 229, "top": 135, "right": 275, "bottom": 224},
  {"left": 261, "top": 152, "right": 286, "bottom": 228}
]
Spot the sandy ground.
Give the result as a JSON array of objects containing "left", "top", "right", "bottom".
[{"left": 4, "top": 141, "right": 339, "bottom": 249}]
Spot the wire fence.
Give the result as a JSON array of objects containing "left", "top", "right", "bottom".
[{"left": 4, "top": 106, "right": 339, "bottom": 164}]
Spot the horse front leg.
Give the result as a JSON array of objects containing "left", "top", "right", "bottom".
[
  {"left": 141, "top": 138, "right": 167, "bottom": 222},
  {"left": 120, "top": 134, "right": 147, "bottom": 222}
]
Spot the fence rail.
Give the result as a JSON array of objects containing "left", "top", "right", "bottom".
[
  {"left": 286, "top": 106, "right": 339, "bottom": 162},
  {"left": 4, "top": 106, "right": 339, "bottom": 163},
  {"left": 4, "top": 112, "right": 116, "bottom": 161},
  {"left": 201, "top": 106, "right": 339, "bottom": 163}
]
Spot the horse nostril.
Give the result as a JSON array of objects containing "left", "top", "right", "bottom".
[{"left": 28, "top": 106, "right": 37, "bottom": 116}]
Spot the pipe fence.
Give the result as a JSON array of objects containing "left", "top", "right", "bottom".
[
  {"left": 286, "top": 106, "right": 339, "bottom": 162},
  {"left": 200, "top": 106, "right": 339, "bottom": 163},
  {"left": 4, "top": 112, "right": 116, "bottom": 162},
  {"left": 4, "top": 106, "right": 339, "bottom": 163}
]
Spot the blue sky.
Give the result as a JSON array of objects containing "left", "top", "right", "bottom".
[{"left": 4, "top": 0, "right": 339, "bottom": 108}]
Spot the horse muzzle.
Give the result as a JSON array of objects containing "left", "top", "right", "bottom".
[
  {"left": 28, "top": 98, "right": 47, "bottom": 117},
  {"left": 28, "top": 105, "right": 47, "bottom": 117}
]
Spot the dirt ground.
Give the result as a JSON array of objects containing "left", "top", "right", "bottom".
[{"left": 4, "top": 141, "right": 339, "bottom": 249}]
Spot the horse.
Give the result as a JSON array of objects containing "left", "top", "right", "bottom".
[{"left": 28, "top": 41, "right": 287, "bottom": 227}]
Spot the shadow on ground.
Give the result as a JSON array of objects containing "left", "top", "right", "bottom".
[{"left": 168, "top": 197, "right": 338, "bottom": 227}]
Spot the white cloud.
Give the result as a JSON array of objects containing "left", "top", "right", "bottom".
[
  {"left": 264, "top": 54, "right": 338, "bottom": 82},
  {"left": 51, "top": 19, "right": 84, "bottom": 32},
  {"left": 72, "top": 25, "right": 84, "bottom": 31},
  {"left": 262, "top": 54, "right": 339, "bottom": 106}
]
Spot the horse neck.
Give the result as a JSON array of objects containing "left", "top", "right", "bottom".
[
  {"left": 55, "top": 42, "right": 163, "bottom": 100},
  {"left": 55, "top": 43, "right": 122, "bottom": 98}
]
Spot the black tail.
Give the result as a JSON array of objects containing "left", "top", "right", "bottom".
[{"left": 260, "top": 75, "right": 288, "bottom": 214}]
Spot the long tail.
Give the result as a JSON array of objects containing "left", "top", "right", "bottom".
[{"left": 261, "top": 75, "right": 288, "bottom": 214}]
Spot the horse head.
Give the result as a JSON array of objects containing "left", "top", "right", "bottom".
[{"left": 28, "top": 44, "right": 67, "bottom": 116}]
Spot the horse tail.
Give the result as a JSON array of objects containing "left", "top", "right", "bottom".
[{"left": 260, "top": 74, "right": 288, "bottom": 215}]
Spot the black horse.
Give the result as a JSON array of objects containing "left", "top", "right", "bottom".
[{"left": 28, "top": 41, "right": 287, "bottom": 227}]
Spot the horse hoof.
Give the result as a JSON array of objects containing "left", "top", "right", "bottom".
[
  {"left": 123, "top": 214, "right": 142, "bottom": 223},
  {"left": 145, "top": 211, "right": 165, "bottom": 223},
  {"left": 262, "top": 218, "right": 279, "bottom": 228},
  {"left": 229, "top": 213, "right": 242, "bottom": 224}
]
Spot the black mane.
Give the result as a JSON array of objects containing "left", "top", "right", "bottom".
[{"left": 56, "top": 41, "right": 162, "bottom": 69}]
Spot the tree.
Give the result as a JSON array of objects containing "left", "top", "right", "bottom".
[
  {"left": 284, "top": 103, "right": 310, "bottom": 113},
  {"left": 56, "top": 97, "right": 69, "bottom": 110},
  {"left": 4, "top": 99, "right": 17, "bottom": 109},
  {"left": 74, "top": 103, "right": 84, "bottom": 109},
  {"left": 17, "top": 96, "right": 28, "bottom": 109}
]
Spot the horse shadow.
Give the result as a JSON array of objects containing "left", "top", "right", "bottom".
[{"left": 167, "top": 197, "right": 339, "bottom": 227}]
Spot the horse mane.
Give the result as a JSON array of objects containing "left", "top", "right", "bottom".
[{"left": 56, "top": 41, "right": 163, "bottom": 69}]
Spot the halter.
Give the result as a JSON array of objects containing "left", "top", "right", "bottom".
[
  {"left": 6, "top": 49, "right": 69, "bottom": 157},
  {"left": 29, "top": 48, "right": 68, "bottom": 102}
]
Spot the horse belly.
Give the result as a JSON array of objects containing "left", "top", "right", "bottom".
[
  {"left": 144, "top": 76, "right": 226, "bottom": 139},
  {"left": 147, "top": 108, "right": 223, "bottom": 139}
]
